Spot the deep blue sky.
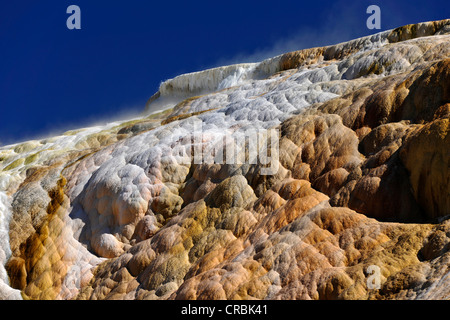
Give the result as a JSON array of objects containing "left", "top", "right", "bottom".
[{"left": 0, "top": 0, "right": 448, "bottom": 145}]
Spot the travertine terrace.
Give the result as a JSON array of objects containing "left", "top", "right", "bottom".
[{"left": 0, "top": 19, "right": 449, "bottom": 300}]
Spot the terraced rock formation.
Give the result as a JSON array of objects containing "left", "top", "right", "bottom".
[{"left": 0, "top": 19, "right": 449, "bottom": 300}]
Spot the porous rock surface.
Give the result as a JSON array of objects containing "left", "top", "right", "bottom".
[{"left": 0, "top": 20, "right": 449, "bottom": 300}]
